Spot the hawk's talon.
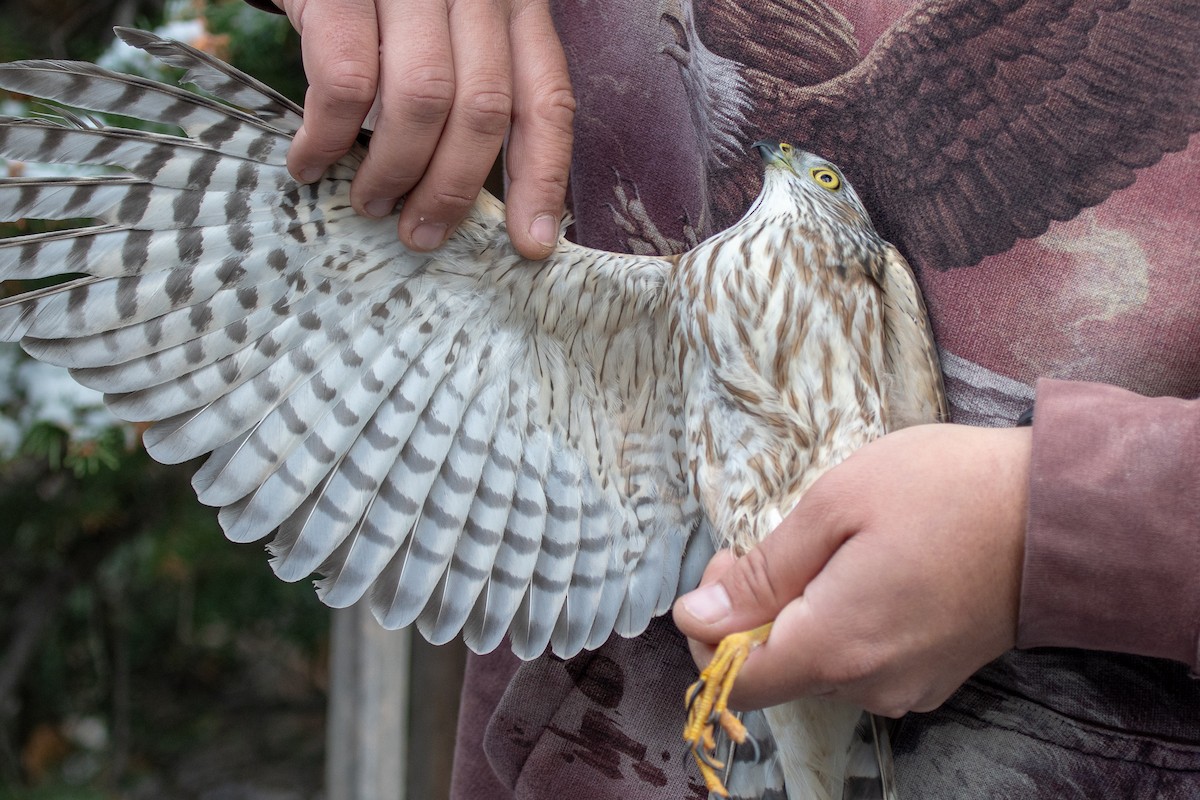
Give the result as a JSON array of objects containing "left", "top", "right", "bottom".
[
  {"left": 737, "top": 726, "right": 762, "bottom": 764},
  {"left": 694, "top": 742, "right": 724, "bottom": 770},
  {"left": 683, "top": 623, "right": 773, "bottom": 797},
  {"left": 695, "top": 755, "right": 730, "bottom": 798}
]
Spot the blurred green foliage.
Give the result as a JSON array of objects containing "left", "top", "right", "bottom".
[
  {"left": 206, "top": 1, "right": 305, "bottom": 103},
  {"left": 0, "top": 0, "right": 138, "bottom": 63},
  {"left": 0, "top": 786, "right": 107, "bottom": 800}
]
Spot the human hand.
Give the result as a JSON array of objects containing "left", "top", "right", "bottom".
[
  {"left": 269, "top": 0, "right": 575, "bottom": 258},
  {"left": 673, "top": 423, "right": 1032, "bottom": 718}
]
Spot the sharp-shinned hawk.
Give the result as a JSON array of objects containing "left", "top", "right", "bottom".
[{"left": 0, "top": 29, "right": 946, "bottom": 799}]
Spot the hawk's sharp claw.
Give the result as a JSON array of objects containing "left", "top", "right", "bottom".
[
  {"left": 741, "top": 727, "right": 761, "bottom": 764},
  {"left": 695, "top": 743, "right": 725, "bottom": 771}
]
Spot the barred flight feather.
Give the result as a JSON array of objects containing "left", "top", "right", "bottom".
[
  {"left": 111, "top": 28, "right": 304, "bottom": 134},
  {"left": 0, "top": 55, "right": 298, "bottom": 145},
  {"left": 269, "top": 337, "right": 501, "bottom": 582},
  {"left": 57, "top": 277, "right": 300, "bottom": 388},
  {"left": 0, "top": 119, "right": 296, "bottom": 192}
]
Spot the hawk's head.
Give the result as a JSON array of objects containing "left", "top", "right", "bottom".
[{"left": 751, "top": 141, "right": 876, "bottom": 234}]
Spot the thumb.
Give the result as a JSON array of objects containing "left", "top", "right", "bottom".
[{"left": 672, "top": 500, "right": 850, "bottom": 644}]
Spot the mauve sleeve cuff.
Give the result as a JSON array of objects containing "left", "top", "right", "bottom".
[{"left": 1017, "top": 378, "right": 1200, "bottom": 669}]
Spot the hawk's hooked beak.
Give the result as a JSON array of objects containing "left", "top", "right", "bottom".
[
  {"left": 752, "top": 140, "right": 796, "bottom": 174},
  {"left": 752, "top": 140, "right": 782, "bottom": 162}
]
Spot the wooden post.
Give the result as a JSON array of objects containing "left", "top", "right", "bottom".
[
  {"left": 406, "top": 636, "right": 467, "bottom": 799},
  {"left": 326, "top": 603, "right": 409, "bottom": 800}
]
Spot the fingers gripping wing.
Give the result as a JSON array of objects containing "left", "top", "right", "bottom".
[{"left": 0, "top": 32, "right": 699, "bottom": 660}]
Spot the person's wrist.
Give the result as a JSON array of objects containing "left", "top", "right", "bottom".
[{"left": 996, "top": 425, "right": 1032, "bottom": 644}]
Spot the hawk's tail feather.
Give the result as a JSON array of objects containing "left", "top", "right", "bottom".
[
  {"left": 722, "top": 706, "right": 895, "bottom": 800},
  {"left": 843, "top": 713, "right": 897, "bottom": 800},
  {"left": 718, "top": 709, "right": 787, "bottom": 800}
]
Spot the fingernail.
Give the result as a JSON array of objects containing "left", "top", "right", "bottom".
[
  {"left": 682, "top": 584, "right": 731, "bottom": 624},
  {"left": 365, "top": 197, "right": 398, "bottom": 218},
  {"left": 411, "top": 222, "right": 448, "bottom": 250},
  {"left": 530, "top": 214, "right": 559, "bottom": 248},
  {"left": 297, "top": 166, "right": 323, "bottom": 184}
]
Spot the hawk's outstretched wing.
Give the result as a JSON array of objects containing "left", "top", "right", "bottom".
[{"left": 0, "top": 29, "right": 704, "bottom": 661}]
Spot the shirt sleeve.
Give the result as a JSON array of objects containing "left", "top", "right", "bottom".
[{"left": 1017, "top": 377, "right": 1200, "bottom": 670}]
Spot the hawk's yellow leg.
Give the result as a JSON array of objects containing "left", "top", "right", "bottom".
[{"left": 683, "top": 622, "right": 773, "bottom": 797}]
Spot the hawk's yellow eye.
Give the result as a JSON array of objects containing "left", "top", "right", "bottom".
[{"left": 809, "top": 167, "right": 841, "bottom": 191}]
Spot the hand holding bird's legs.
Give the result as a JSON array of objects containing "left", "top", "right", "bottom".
[{"left": 673, "top": 424, "right": 1029, "bottom": 717}]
